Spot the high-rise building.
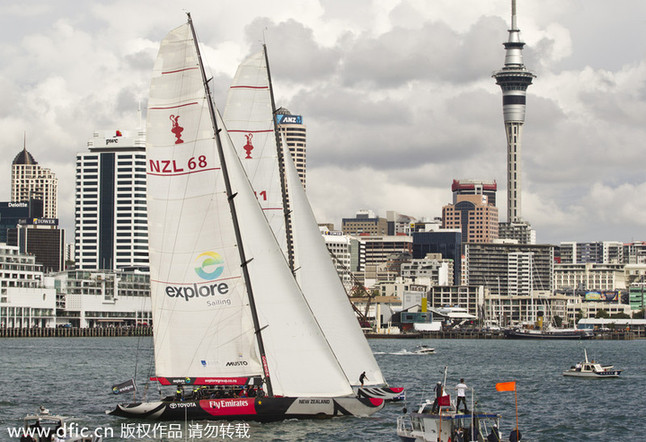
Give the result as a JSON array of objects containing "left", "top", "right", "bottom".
[
  {"left": 75, "top": 129, "right": 148, "bottom": 270},
  {"left": 11, "top": 144, "right": 58, "bottom": 219},
  {"left": 443, "top": 180, "right": 499, "bottom": 244},
  {"left": 493, "top": 0, "right": 535, "bottom": 224},
  {"left": 276, "top": 107, "right": 306, "bottom": 187}
]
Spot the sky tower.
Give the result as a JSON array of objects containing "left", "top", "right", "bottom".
[{"left": 493, "top": 0, "right": 535, "bottom": 224}]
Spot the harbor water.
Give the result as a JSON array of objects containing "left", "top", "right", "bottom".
[{"left": 1, "top": 337, "right": 644, "bottom": 441}]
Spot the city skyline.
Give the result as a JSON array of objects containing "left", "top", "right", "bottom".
[{"left": 1, "top": 1, "right": 646, "bottom": 245}]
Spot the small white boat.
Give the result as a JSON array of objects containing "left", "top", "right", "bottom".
[
  {"left": 563, "top": 349, "right": 621, "bottom": 378},
  {"left": 22, "top": 406, "right": 102, "bottom": 441},
  {"left": 413, "top": 345, "right": 436, "bottom": 355}
]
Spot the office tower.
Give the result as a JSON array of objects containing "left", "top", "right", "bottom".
[
  {"left": 443, "top": 180, "right": 499, "bottom": 243},
  {"left": 75, "top": 129, "right": 148, "bottom": 270},
  {"left": 276, "top": 107, "right": 306, "bottom": 187},
  {"left": 493, "top": 0, "right": 535, "bottom": 224},
  {"left": 11, "top": 144, "right": 58, "bottom": 219}
]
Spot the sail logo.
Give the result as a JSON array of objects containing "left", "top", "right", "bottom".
[
  {"left": 225, "top": 361, "right": 248, "bottom": 367},
  {"left": 243, "top": 133, "right": 254, "bottom": 159},
  {"left": 170, "top": 114, "right": 184, "bottom": 144},
  {"left": 195, "top": 252, "right": 224, "bottom": 280}
]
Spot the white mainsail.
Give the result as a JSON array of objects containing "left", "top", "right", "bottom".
[
  {"left": 146, "top": 21, "right": 353, "bottom": 398},
  {"left": 224, "top": 48, "right": 385, "bottom": 387}
]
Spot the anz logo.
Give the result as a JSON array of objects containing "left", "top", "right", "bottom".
[{"left": 276, "top": 114, "right": 302, "bottom": 124}]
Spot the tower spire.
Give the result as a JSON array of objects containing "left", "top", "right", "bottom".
[{"left": 493, "top": 0, "right": 535, "bottom": 224}]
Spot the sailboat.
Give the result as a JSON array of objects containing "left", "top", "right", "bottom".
[
  {"left": 107, "top": 14, "right": 383, "bottom": 421},
  {"left": 222, "top": 46, "right": 404, "bottom": 402}
]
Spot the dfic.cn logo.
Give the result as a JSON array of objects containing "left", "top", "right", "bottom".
[{"left": 195, "top": 252, "right": 224, "bottom": 280}]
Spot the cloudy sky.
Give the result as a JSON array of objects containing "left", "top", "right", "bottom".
[{"left": 2, "top": 0, "right": 646, "bottom": 245}]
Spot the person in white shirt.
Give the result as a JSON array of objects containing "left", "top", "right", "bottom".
[{"left": 455, "top": 378, "right": 468, "bottom": 413}]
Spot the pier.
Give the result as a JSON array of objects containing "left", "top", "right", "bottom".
[{"left": 0, "top": 326, "right": 152, "bottom": 338}]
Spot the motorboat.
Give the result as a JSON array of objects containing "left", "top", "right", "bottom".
[
  {"left": 397, "top": 369, "right": 501, "bottom": 442},
  {"left": 22, "top": 406, "right": 102, "bottom": 441},
  {"left": 563, "top": 349, "right": 621, "bottom": 378},
  {"left": 397, "top": 396, "right": 501, "bottom": 442},
  {"left": 413, "top": 345, "right": 436, "bottom": 355}
]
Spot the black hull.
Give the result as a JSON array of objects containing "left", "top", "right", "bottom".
[
  {"left": 107, "top": 396, "right": 383, "bottom": 422},
  {"left": 503, "top": 329, "right": 592, "bottom": 340}
]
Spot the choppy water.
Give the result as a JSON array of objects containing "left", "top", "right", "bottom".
[{"left": 0, "top": 337, "right": 644, "bottom": 441}]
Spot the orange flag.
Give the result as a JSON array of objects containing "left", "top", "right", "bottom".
[{"left": 495, "top": 381, "right": 516, "bottom": 392}]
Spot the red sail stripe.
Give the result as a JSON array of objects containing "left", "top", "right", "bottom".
[
  {"left": 162, "top": 67, "right": 199, "bottom": 75},
  {"left": 228, "top": 129, "right": 273, "bottom": 134},
  {"left": 147, "top": 167, "right": 220, "bottom": 177},
  {"left": 150, "top": 102, "right": 199, "bottom": 110}
]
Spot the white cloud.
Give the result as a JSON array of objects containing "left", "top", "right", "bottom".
[{"left": 1, "top": 0, "right": 645, "bottom": 247}]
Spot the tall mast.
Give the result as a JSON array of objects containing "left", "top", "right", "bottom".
[
  {"left": 264, "top": 44, "right": 295, "bottom": 274},
  {"left": 186, "top": 13, "right": 274, "bottom": 396}
]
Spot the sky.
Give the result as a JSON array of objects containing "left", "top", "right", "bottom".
[{"left": 2, "top": 0, "right": 646, "bottom": 246}]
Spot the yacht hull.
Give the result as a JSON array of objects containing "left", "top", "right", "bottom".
[
  {"left": 354, "top": 386, "right": 405, "bottom": 401},
  {"left": 107, "top": 396, "right": 383, "bottom": 422}
]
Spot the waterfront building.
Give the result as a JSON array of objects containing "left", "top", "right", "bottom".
[
  {"left": 486, "top": 291, "right": 569, "bottom": 327},
  {"left": 0, "top": 243, "right": 56, "bottom": 328},
  {"left": 427, "top": 285, "right": 484, "bottom": 319},
  {"left": 276, "top": 107, "right": 307, "bottom": 187},
  {"left": 342, "top": 210, "right": 388, "bottom": 236},
  {"left": 75, "top": 128, "right": 148, "bottom": 270},
  {"left": 566, "top": 301, "right": 633, "bottom": 325},
  {"left": 493, "top": 0, "right": 535, "bottom": 225},
  {"left": 11, "top": 144, "right": 58, "bottom": 219},
  {"left": 47, "top": 269, "right": 151, "bottom": 328},
  {"left": 554, "top": 263, "right": 626, "bottom": 293}
]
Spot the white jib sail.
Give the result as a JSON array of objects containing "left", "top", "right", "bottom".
[
  {"left": 222, "top": 51, "right": 287, "bottom": 255},
  {"left": 148, "top": 20, "right": 353, "bottom": 397},
  {"left": 223, "top": 48, "right": 385, "bottom": 387},
  {"left": 216, "top": 109, "right": 353, "bottom": 397},
  {"left": 281, "top": 137, "right": 386, "bottom": 387}
]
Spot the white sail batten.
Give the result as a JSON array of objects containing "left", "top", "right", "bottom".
[
  {"left": 282, "top": 138, "right": 386, "bottom": 386},
  {"left": 146, "top": 23, "right": 262, "bottom": 379},
  {"left": 147, "top": 22, "right": 353, "bottom": 397},
  {"left": 222, "top": 51, "right": 287, "bottom": 255}
]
